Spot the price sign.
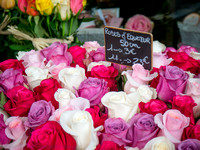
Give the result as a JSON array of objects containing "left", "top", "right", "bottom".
[{"left": 104, "top": 26, "right": 153, "bottom": 70}]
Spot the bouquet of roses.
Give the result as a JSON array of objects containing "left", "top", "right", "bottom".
[{"left": 1, "top": 40, "right": 200, "bottom": 150}]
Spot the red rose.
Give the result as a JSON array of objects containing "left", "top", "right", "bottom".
[
  {"left": 171, "top": 95, "right": 196, "bottom": 125},
  {"left": 68, "top": 45, "right": 86, "bottom": 69},
  {"left": 87, "top": 65, "right": 119, "bottom": 91},
  {"left": 139, "top": 99, "right": 168, "bottom": 116},
  {"left": 95, "top": 141, "right": 126, "bottom": 150},
  {"left": 150, "top": 67, "right": 160, "bottom": 88},
  {"left": 25, "top": 121, "right": 76, "bottom": 150},
  {"left": 182, "top": 125, "right": 200, "bottom": 140},
  {"left": 4, "top": 86, "right": 35, "bottom": 116},
  {"left": 85, "top": 105, "right": 108, "bottom": 128},
  {"left": 167, "top": 51, "right": 200, "bottom": 75},
  {"left": 0, "top": 59, "right": 25, "bottom": 74},
  {"left": 33, "top": 78, "right": 62, "bottom": 109}
]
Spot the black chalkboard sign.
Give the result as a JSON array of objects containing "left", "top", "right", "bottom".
[{"left": 104, "top": 26, "right": 153, "bottom": 70}]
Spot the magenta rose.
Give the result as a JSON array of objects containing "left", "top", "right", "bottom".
[
  {"left": 177, "top": 45, "right": 198, "bottom": 55},
  {"left": 4, "top": 86, "right": 35, "bottom": 116},
  {"left": 76, "top": 77, "right": 109, "bottom": 106},
  {"left": 95, "top": 141, "right": 126, "bottom": 150},
  {"left": 156, "top": 66, "right": 189, "bottom": 103},
  {"left": 25, "top": 121, "right": 76, "bottom": 150},
  {"left": 126, "top": 113, "right": 159, "bottom": 149},
  {"left": 0, "top": 114, "right": 11, "bottom": 145},
  {"left": 99, "top": 118, "right": 131, "bottom": 146},
  {"left": 0, "top": 59, "right": 25, "bottom": 74},
  {"left": 0, "top": 68, "right": 27, "bottom": 94},
  {"left": 125, "top": 14, "right": 154, "bottom": 32},
  {"left": 25, "top": 100, "right": 55, "bottom": 129},
  {"left": 40, "top": 42, "right": 72, "bottom": 66}
]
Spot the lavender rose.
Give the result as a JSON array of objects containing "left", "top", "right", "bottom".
[
  {"left": 178, "top": 139, "right": 200, "bottom": 150},
  {"left": 0, "top": 114, "right": 11, "bottom": 146},
  {"left": 25, "top": 100, "right": 55, "bottom": 128},
  {"left": 76, "top": 77, "right": 109, "bottom": 106},
  {"left": 99, "top": 118, "right": 131, "bottom": 146},
  {"left": 156, "top": 66, "right": 189, "bottom": 103},
  {"left": 0, "top": 68, "right": 26, "bottom": 93},
  {"left": 126, "top": 113, "right": 159, "bottom": 149},
  {"left": 89, "top": 46, "right": 105, "bottom": 62}
]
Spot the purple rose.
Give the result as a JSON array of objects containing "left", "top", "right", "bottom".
[
  {"left": 126, "top": 113, "right": 159, "bottom": 149},
  {"left": 99, "top": 118, "right": 131, "bottom": 146},
  {"left": 25, "top": 100, "right": 55, "bottom": 128},
  {"left": 40, "top": 42, "right": 72, "bottom": 66},
  {"left": 178, "top": 139, "right": 200, "bottom": 150},
  {"left": 0, "top": 68, "right": 26, "bottom": 94},
  {"left": 89, "top": 47, "right": 105, "bottom": 62},
  {"left": 156, "top": 66, "right": 189, "bottom": 103},
  {"left": 0, "top": 114, "right": 11, "bottom": 145},
  {"left": 76, "top": 77, "right": 109, "bottom": 106}
]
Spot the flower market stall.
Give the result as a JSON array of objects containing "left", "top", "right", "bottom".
[{"left": 1, "top": 0, "right": 200, "bottom": 150}]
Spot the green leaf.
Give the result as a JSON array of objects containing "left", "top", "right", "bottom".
[
  {"left": 82, "top": 17, "right": 95, "bottom": 22},
  {"left": 34, "top": 18, "right": 49, "bottom": 37},
  {"left": 0, "top": 92, "right": 7, "bottom": 109},
  {"left": 9, "top": 44, "right": 33, "bottom": 51},
  {"left": 34, "top": 16, "right": 40, "bottom": 25}
]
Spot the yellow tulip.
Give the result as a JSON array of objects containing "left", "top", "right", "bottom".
[
  {"left": 0, "top": 0, "right": 15, "bottom": 9},
  {"left": 35, "top": 0, "right": 54, "bottom": 15},
  {"left": 82, "top": 0, "right": 86, "bottom": 8}
]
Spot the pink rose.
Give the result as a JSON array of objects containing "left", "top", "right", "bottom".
[
  {"left": 0, "top": 68, "right": 27, "bottom": 94},
  {"left": 112, "top": 64, "right": 127, "bottom": 73},
  {"left": 70, "top": 0, "right": 83, "bottom": 15},
  {"left": 76, "top": 77, "right": 109, "bottom": 106},
  {"left": 19, "top": 50, "right": 43, "bottom": 68},
  {"left": 89, "top": 46, "right": 105, "bottom": 62},
  {"left": 3, "top": 116, "right": 28, "bottom": 150},
  {"left": 153, "top": 52, "right": 172, "bottom": 68},
  {"left": 40, "top": 42, "right": 72, "bottom": 66},
  {"left": 185, "top": 78, "right": 200, "bottom": 118},
  {"left": 82, "top": 41, "right": 101, "bottom": 53},
  {"left": 125, "top": 14, "right": 153, "bottom": 32},
  {"left": 156, "top": 66, "right": 189, "bottom": 103},
  {"left": 177, "top": 45, "right": 198, "bottom": 56},
  {"left": 154, "top": 109, "right": 190, "bottom": 143},
  {"left": 122, "top": 64, "right": 157, "bottom": 94}
]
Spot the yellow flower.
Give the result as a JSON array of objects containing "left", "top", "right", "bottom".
[
  {"left": 35, "top": 0, "right": 54, "bottom": 15},
  {"left": 82, "top": 0, "right": 87, "bottom": 7},
  {"left": 0, "top": 0, "right": 15, "bottom": 9}
]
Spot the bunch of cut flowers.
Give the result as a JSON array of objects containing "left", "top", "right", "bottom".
[{"left": 1, "top": 40, "right": 200, "bottom": 149}]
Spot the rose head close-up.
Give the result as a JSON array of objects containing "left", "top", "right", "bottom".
[
  {"left": 77, "top": 77, "right": 109, "bottom": 106},
  {"left": 33, "top": 78, "right": 62, "bottom": 109},
  {"left": 25, "top": 100, "right": 55, "bottom": 129},
  {"left": 88, "top": 46, "right": 105, "bottom": 62},
  {"left": 156, "top": 65, "right": 189, "bottom": 102},
  {"left": 125, "top": 14, "right": 154, "bottom": 32},
  {"left": 95, "top": 141, "right": 126, "bottom": 150},
  {"left": 139, "top": 99, "right": 168, "bottom": 116},
  {"left": 0, "top": 114, "right": 11, "bottom": 145},
  {"left": 25, "top": 121, "right": 77, "bottom": 150},
  {"left": 82, "top": 41, "right": 101, "bottom": 53},
  {"left": 0, "top": 68, "right": 27, "bottom": 94},
  {"left": 40, "top": 42, "right": 72, "bottom": 66},
  {"left": 154, "top": 109, "right": 190, "bottom": 143},
  {"left": 177, "top": 139, "right": 200, "bottom": 150},
  {"left": 4, "top": 86, "right": 35, "bottom": 116},
  {"left": 126, "top": 113, "right": 159, "bottom": 149},
  {"left": 88, "top": 65, "right": 118, "bottom": 91}
]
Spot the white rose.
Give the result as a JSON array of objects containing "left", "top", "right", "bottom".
[
  {"left": 101, "top": 91, "right": 139, "bottom": 122},
  {"left": 25, "top": 66, "right": 49, "bottom": 89},
  {"left": 60, "top": 110, "right": 102, "bottom": 150},
  {"left": 87, "top": 61, "right": 111, "bottom": 71},
  {"left": 190, "top": 51, "right": 200, "bottom": 60},
  {"left": 54, "top": 88, "right": 76, "bottom": 108},
  {"left": 59, "top": 65, "right": 86, "bottom": 93},
  {"left": 142, "top": 136, "right": 175, "bottom": 150},
  {"left": 16, "top": 51, "right": 26, "bottom": 60},
  {"left": 153, "top": 40, "right": 166, "bottom": 53}
]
